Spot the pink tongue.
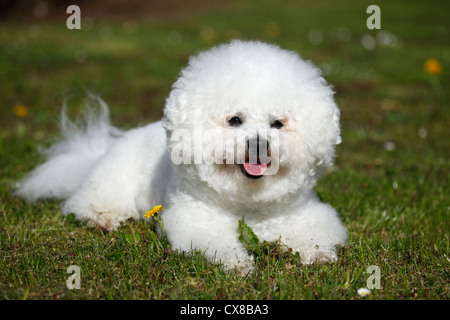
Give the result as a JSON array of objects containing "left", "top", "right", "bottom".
[{"left": 243, "top": 162, "right": 267, "bottom": 176}]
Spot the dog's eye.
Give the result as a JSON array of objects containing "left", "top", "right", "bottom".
[
  {"left": 228, "top": 116, "right": 243, "bottom": 127},
  {"left": 271, "top": 120, "right": 284, "bottom": 129}
]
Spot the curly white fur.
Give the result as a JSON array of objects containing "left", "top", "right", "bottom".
[{"left": 16, "top": 40, "right": 347, "bottom": 269}]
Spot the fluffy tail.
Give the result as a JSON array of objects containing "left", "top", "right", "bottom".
[{"left": 15, "top": 95, "right": 123, "bottom": 201}]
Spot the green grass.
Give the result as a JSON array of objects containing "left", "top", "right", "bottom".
[{"left": 1, "top": 0, "right": 449, "bottom": 300}]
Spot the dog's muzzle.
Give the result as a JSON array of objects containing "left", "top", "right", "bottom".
[{"left": 239, "top": 135, "right": 270, "bottom": 179}]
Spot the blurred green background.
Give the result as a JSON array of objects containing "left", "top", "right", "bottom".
[
  {"left": 0, "top": 0, "right": 449, "bottom": 299},
  {"left": 2, "top": 0, "right": 448, "bottom": 130}
]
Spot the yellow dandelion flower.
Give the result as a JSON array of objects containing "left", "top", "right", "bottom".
[
  {"left": 424, "top": 58, "right": 442, "bottom": 75},
  {"left": 14, "top": 105, "right": 28, "bottom": 118},
  {"left": 145, "top": 205, "right": 164, "bottom": 218}
]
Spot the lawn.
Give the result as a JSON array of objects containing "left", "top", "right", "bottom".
[{"left": 0, "top": 0, "right": 448, "bottom": 300}]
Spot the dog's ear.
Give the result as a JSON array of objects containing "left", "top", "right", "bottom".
[
  {"left": 162, "top": 87, "right": 186, "bottom": 134},
  {"left": 327, "top": 99, "right": 342, "bottom": 146},
  {"left": 291, "top": 76, "right": 341, "bottom": 173}
]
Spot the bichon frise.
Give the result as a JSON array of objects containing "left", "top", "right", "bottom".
[{"left": 16, "top": 40, "right": 347, "bottom": 270}]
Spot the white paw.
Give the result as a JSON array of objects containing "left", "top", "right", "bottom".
[
  {"left": 297, "top": 246, "right": 338, "bottom": 265},
  {"left": 87, "top": 212, "right": 124, "bottom": 231}
]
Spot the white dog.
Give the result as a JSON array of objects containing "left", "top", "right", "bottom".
[{"left": 16, "top": 40, "right": 347, "bottom": 270}]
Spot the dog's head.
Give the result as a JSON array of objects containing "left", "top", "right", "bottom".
[{"left": 163, "top": 40, "right": 340, "bottom": 208}]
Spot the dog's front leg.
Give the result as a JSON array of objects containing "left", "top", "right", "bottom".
[{"left": 161, "top": 198, "right": 254, "bottom": 272}]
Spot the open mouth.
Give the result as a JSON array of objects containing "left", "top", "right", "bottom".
[
  {"left": 239, "top": 161, "right": 269, "bottom": 179},
  {"left": 237, "top": 136, "right": 272, "bottom": 179}
]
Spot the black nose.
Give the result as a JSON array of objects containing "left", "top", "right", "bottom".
[{"left": 246, "top": 135, "right": 270, "bottom": 164}]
